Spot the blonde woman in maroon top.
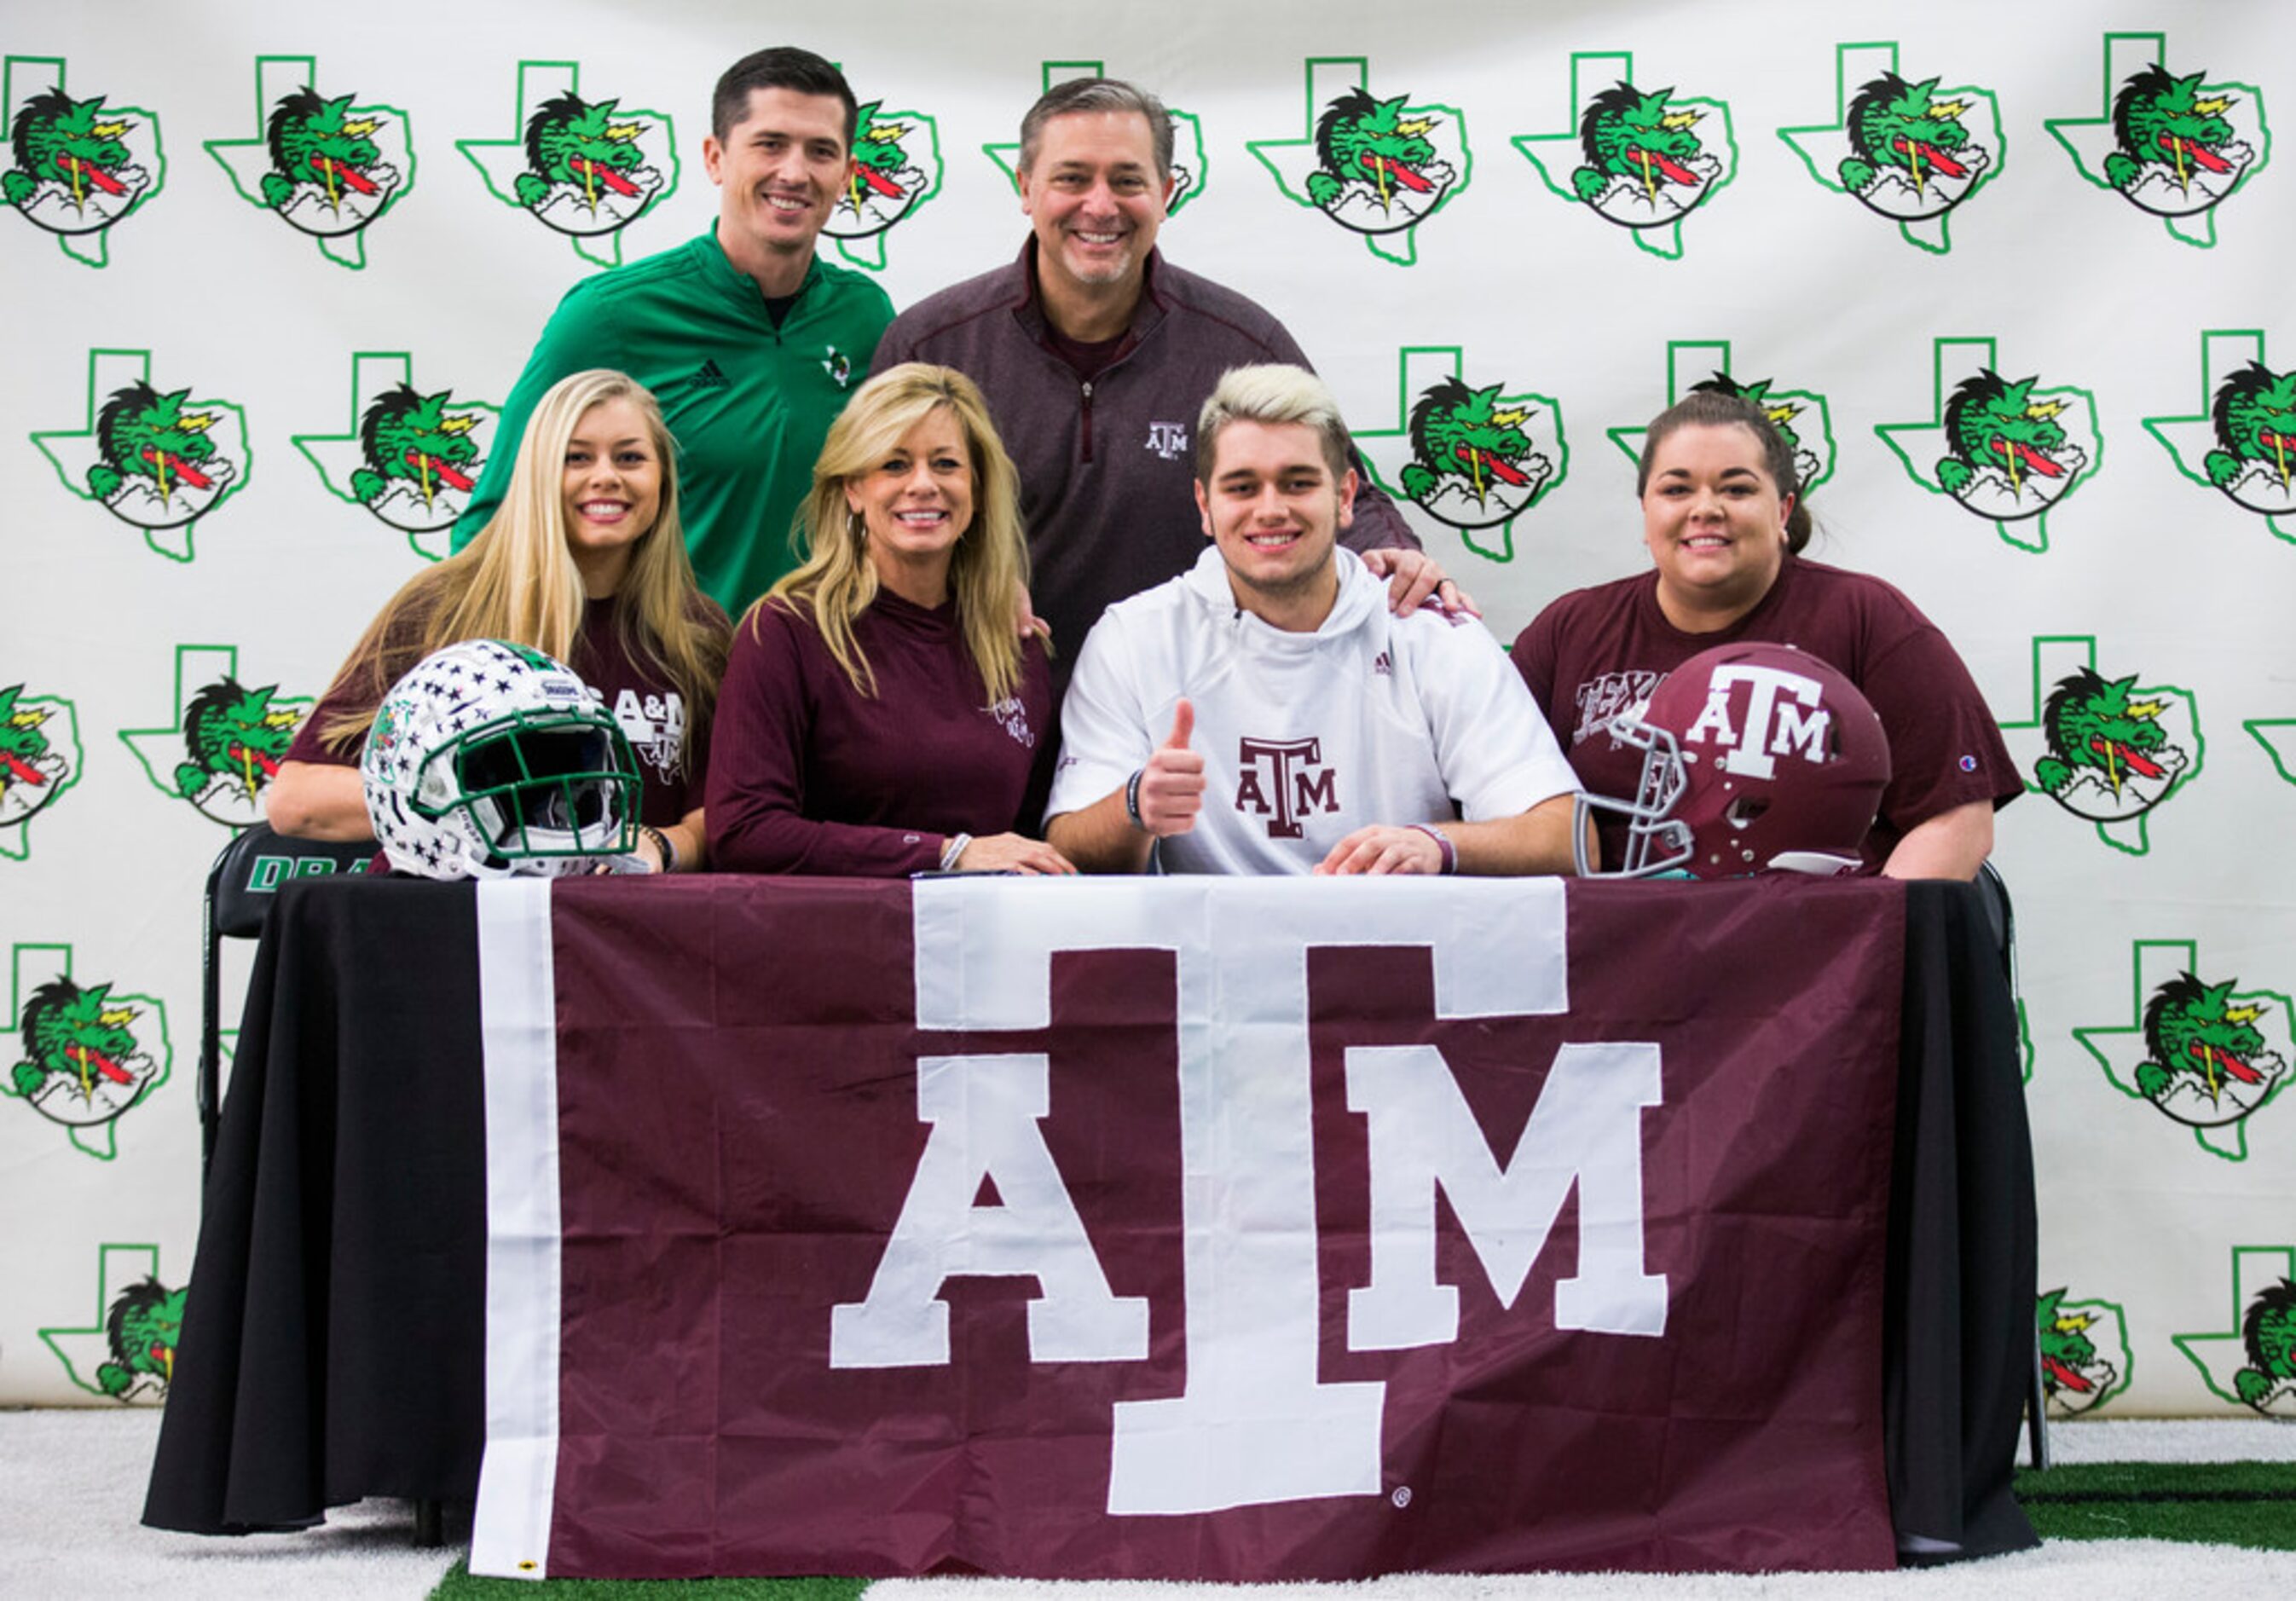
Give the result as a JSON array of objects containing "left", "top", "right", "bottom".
[{"left": 708, "top": 363, "right": 1073, "bottom": 875}]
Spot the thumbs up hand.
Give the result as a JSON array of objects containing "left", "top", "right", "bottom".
[{"left": 1134, "top": 697, "right": 1206, "bottom": 837}]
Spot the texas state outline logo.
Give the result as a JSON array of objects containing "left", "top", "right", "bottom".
[
  {"left": 32, "top": 349, "right": 250, "bottom": 564},
  {"left": 826, "top": 90, "right": 942, "bottom": 273},
  {"left": 985, "top": 60, "right": 1206, "bottom": 219},
  {"left": 7, "top": 942, "right": 171, "bottom": 1161},
  {"left": 2037, "top": 1287, "right": 2131, "bottom": 1417},
  {"left": 1876, "top": 337, "right": 2101, "bottom": 554},
  {"left": 205, "top": 55, "right": 413, "bottom": 270},
  {"left": 1775, "top": 43, "right": 2003, "bottom": 256},
  {"left": 1354, "top": 348, "right": 1564, "bottom": 564},
  {"left": 38, "top": 1244, "right": 184, "bottom": 1402},
  {"left": 457, "top": 61, "right": 676, "bottom": 271},
  {"left": 1999, "top": 636, "right": 2201, "bottom": 857},
  {"left": 293, "top": 353, "right": 500, "bottom": 560},
  {"left": 3, "top": 55, "right": 165, "bottom": 269},
  {"left": 2174, "top": 1247, "right": 2296, "bottom": 1416},
  {"left": 2251, "top": 715, "right": 2296, "bottom": 794},
  {"left": 1609, "top": 339, "right": 1836, "bottom": 498},
  {"left": 1249, "top": 58, "right": 1468, "bottom": 267},
  {"left": 2045, "top": 32, "right": 2269, "bottom": 250},
  {"left": 1513, "top": 51, "right": 1735, "bottom": 262},
  {"left": 117, "top": 644, "right": 309, "bottom": 830},
  {"left": 2073, "top": 939, "right": 2291, "bottom": 1164},
  {"left": 2143, "top": 330, "right": 2296, "bottom": 546},
  {"left": 0, "top": 684, "right": 82, "bottom": 862}
]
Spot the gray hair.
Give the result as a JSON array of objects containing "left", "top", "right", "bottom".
[{"left": 1019, "top": 78, "right": 1174, "bottom": 185}]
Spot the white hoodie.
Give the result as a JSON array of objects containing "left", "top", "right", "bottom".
[{"left": 1049, "top": 546, "right": 1581, "bottom": 875}]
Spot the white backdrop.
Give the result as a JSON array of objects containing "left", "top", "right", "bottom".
[{"left": 4, "top": 0, "right": 2292, "bottom": 1417}]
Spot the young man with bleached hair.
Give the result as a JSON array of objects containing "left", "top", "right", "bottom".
[{"left": 1044, "top": 365, "right": 1584, "bottom": 876}]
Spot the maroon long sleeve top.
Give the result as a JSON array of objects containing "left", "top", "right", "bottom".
[{"left": 707, "top": 592, "right": 1052, "bottom": 876}]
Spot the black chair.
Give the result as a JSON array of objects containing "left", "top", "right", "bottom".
[
  {"left": 1975, "top": 860, "right": 2049, "bottom": 1473},
  {"left": 199, "top": 822, "right": 373, "bottom": 1176}
]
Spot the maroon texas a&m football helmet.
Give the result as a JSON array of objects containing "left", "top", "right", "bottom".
[{"left": 1575, "top": 642, "right": 1892, "bottom": 878}]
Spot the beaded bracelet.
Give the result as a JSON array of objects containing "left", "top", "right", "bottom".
[{"left": 639, "top": 824, "right": 678, "bottom": 874}]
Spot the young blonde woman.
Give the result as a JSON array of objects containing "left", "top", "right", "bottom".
[
  {"left": 707, "top": 362, "right": 1071, "bottom": 875},
  {"left": 269, "top": 369, "right": 730, "bottom": 872}
]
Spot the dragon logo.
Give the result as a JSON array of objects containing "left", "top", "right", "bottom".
[
  {"left": 257, "top": 86, "right": 406, "bottom": 234},
  {"left": 513, "top": 93, "right": 666, "bottom": 230},
  {"left": 2200, "top": 360, "right": 2296, "bottom": 517},
  {"left": 1566, "top": 80, "right": 1723, "bottom": 230},
  {"left": 352, "top": 383, "right": 483, "bottom": 528},
  {"left": 3, "top": 68, "right": 162, "bottom": 266},
  {"left": 32, "top": 352, "right": 252, "bottom": 561},
  {"left": 1251, "top": 61, "right": 1468, "bottom": 266},
  {"left": 2047, "top": 38, "right": 2268, "bottom": 248},
  {"left": 2146, "top": 332, "right": 2296, "bottom": 543},
  {"left": 1395, "top": 379, "right": 1556, "bottom": 531},
  {"left": 294, "top": 354, "right": 499, "bottom": 557},
  {"left": 171, "top": 676, "right": 303, "bottom": 825},
  {"left": 1516, "top": 54, "right": 1734, "bottom": 261},
  {"left": 1304, "top": 90, "right": 1456, "bottom": 231},
  {"left": 0, "top": 685, "right": 78, "bottom": 858},
  {"left": 1356, "top": 349, "right": 1567, "bottom": 563},
  {"left": 2077, "top": 942, "right": 2290, "bottom": 1163},
  {"left": 2102, "top": 66, "right": 2258, "bottom": 217},
  {"left": 2032, "top": 667, "right": 2192, "bottom": 824},
  {"left": 458, "top": 70, "right": 674, "bottom": 269},
  {"left": 8, "top": 975, "right": 162, "bottom": 1138},
  {"left": 824, "top": 98, "right": 941, "bottom": 271},
  {"left": 2233, "top": 1279, "right": 2296, "bottom": 1413},
  {"left": 2133, "top": 971, "right": 2289, "bottom": 1133},
  {"left": 206, "top": 60, "right": 413, "bottom": 268},
  {"left": 1778, "top": 47, "right": 2004, "bottom": 255},
  {"left": 1836, "top": 72, "right": 1992, "bottom": 218},
  {"left": 1933, "top": 371, "right": 2092, "bottom": 523},
  {"left": 83, "top": 380, "right": 243, "bottom": 532},
  {"left": 1689, "top": 373, "right": 1827, "bottom": 494},
  {"left": 96, "top": 1275, "right": 186, "bottom": 1402},
  {"left": 2003, "top": 639, "right": 2201, "bottom": 856},
  {"left": 1877, "top": 342, "right": 2101, "bottom": 554},
  {"left": 2036, "top": 1289, "right": 2129, "bottom": 1416}
]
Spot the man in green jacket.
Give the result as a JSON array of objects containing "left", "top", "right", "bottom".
[{"left": 453, "top": 47, "right": 892, "bottom": 616}]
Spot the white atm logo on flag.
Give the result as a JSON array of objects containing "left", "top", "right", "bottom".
[{"left": 830, "top": 879, "right": 1666, "bottom": 1516}]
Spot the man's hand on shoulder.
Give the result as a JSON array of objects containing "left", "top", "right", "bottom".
[{"left": 1360, "top": 546, "right": 1479, "bottom": 619}]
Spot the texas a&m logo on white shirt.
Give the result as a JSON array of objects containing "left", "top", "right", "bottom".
[{"left": 1236, "top": 735, "right": 1340, "bottom": 838}]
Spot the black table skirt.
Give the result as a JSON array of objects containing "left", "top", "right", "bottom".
[{"left": 145, "top": 876, "right": 2036, "bottom": 1563}]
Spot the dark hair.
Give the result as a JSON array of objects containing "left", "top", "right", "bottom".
[
  {"left": 1020, "top": 78, "right": 1174, "bottom": 185},
  {"left": 712, "top": 47, "right": 857, "bottom": 150},
  {"left": 1637, "top": 390, "right": 1813, "bottom": 552}
]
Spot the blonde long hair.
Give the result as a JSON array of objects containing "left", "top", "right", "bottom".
[
  {"left": 318, "top": 370, "right": 728, "bottom": 752},
  {"left": 762, "top": 363, "right": 1032, "bottom": 704}
]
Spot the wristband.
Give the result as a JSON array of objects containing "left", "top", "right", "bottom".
[
  {"left": 1409, "top": 823, "right": 1458, "bottom": 876},
  {"left": 1124, "top": 768, "right": 1149, "bottom": 833},
  {"left": 940, "top": 832, "right": 973, "bottom": 871},
  {"left": 639, "top": 824, "right": 678, "bottom": 874}
]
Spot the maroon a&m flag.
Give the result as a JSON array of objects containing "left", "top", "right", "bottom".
[{"left": 471, "top": 874, "right": 1904, "bottom": 1581}]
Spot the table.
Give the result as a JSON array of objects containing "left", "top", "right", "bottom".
[{"left": 146, "top": 874, "right": 2036, "bottom": 1574}]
